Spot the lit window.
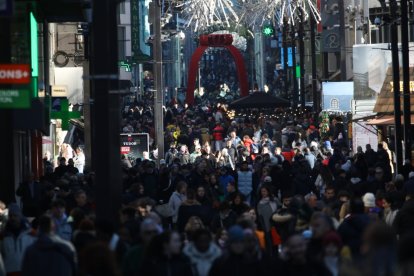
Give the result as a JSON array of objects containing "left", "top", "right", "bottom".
[{"left": 330, "top": 98, "right": 339, "bottom": 109}]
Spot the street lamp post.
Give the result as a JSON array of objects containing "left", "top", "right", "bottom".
[
  {"left": 152, "top": 0, "right": 165, "bottom": 162},
  {"left": 299, "top": 9, "right": 306, "bottom": 108},
  {"left": 390, "top": 0, "right": 403, "bottom": 173},
  {"left": 401, "top": 0, "right": 412, "bottom": 162},
  {"left": 291, "top": 26, "right": 298, "bottom": 107},
  {"left": 310, "top": 14, "right": 319, "bottom": 112}
]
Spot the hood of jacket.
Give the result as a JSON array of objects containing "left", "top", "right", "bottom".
[{"left": 183, "top": 242, "right": 222, "bottom": 262}]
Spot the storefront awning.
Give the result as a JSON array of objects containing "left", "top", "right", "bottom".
[{"left": 366, "top": 115, "right": 414, "bottom": 125}]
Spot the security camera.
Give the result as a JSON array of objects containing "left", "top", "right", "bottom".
[{"left": 374, "top": 17, "right": 381, "bottom": 26}]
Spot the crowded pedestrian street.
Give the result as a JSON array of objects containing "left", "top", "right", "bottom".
[{"left": 1, "top": 0, "right": 414, "bottom": 275}]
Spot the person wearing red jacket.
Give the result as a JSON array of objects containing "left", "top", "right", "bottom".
[{"left": 212, "top": 123, "right": 225, "bottom": 151}]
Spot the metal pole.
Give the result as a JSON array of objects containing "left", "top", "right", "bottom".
[
  {"left": 153, "top": 0, "right": 164, "bottom": 161},
  {"left": 283, "top": 20, "right": 289, "bottom": 98},
  {"left": 91, "top": 0, "right": 121, "bottom": 223},
  {"left": 299, "top": 10, "right": 305, "bottom": 108},
  {"left": 0, "top": 16, "right": 16, "bottom": 204},
  {"left": 310, "top": 15, "right": 319, "bottom": 112},
  {"left": 390, "top": 0, "right": 403, "bottom": 173},
  {"left": 291, "top": 28, "right": 298, "bottom": 107},
  {"left": 401, "top": 0, "right": 412, "bottom": 162},
  {"left": 339, "top": 0, "right": 347, "bottom": 81}
]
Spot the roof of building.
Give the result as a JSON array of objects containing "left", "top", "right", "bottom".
[{"left": 373, "top": 66, "right": 414, "bottom": 113}]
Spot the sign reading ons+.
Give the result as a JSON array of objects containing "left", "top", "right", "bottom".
[{"left": 0, "top": 64, "right": 31, "bottom": 84}]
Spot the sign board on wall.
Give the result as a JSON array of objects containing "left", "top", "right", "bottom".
[
  {"left": 0, "top": 89, "right": 30, "bottom": 108},
  {"left": 120, "top": 133, "right": 149, "bottom": 160},
  {"left": 0, "top": 64, "right": 31, "bottom": 84},
  {"left": 52, "top": 85, "right": 68, "bottom": 97}
]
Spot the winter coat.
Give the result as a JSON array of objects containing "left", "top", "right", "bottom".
[
  {"left": 383, "top": 208, "right": 398, "bottom": 226},
  {"left": 21, "top": 234, "right": 76, "bottom": 276},
  {"left": 257, "top": 198, "right": 278, "bottom": 232},
  {"left": 52, "top": 214, "right": 72, "bottom": 241},
  {"left": 209, "top": 254, "right": 257, "bottom": 276},
  {"left": 183, "top": 242, "right": 222, "bottom": 276},
  {"left": 212, "top": 126, "right": 225, "bottom": 141},
  {"left": 169, "top": 191, "right": 186, "bottom": 223},
  {"left": 141, "top": 253, "right": 194, "bottom": 276},
  {"left": 393, "top": 199, "right": 414, "bottom": 238},
  {"left": 210, "top": 211, "right": 237, "bottom": 233},
  {"left": 237, "top": 171, "right": 253, "bottom": 197},
  {"left": 337, "top": 214, "right": 370, "bottom": 257},
  {"left": 1, "top": 229, "right": 36, "bottom": 273}
]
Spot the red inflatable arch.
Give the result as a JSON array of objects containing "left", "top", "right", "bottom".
[{"left": 186, "top": 34, "right": 249, "bottom": 105}]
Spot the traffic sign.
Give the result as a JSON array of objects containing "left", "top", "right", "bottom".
[
  {"left": 0, "top": 64, "right": 31, "bottom": 84},
  {"left": 0, "top": 89, "right": 30, "bottom": 108}
]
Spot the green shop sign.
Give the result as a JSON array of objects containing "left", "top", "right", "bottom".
[{"left": 0, "top": 89, "right": 30, "bottom": 108}]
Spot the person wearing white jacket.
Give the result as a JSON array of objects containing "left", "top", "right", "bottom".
[{"left": 183, "top": 229, "right": 222, "bottom": 276}]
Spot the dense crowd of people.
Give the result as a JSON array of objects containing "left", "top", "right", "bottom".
[{"left": 1, "top": 91, "right": 414, "bottom": 276}]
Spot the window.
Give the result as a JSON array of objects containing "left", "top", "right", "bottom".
[
  {"left": 330, "top": 98, "right": 339, "bottom": 110},
  {"left": 119, "top": 1, "right": 126, "bottom": 14},
  {"left": 118, "top": 26, "right": 126, "bottom": 60}
]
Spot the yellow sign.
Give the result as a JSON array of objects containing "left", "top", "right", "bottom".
[{"left": 389, "top": 81, "right": 414, "bottom": 92}]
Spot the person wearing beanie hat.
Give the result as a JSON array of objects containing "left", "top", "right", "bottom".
[
  {"left": 209, "top": 225, "right": 259, "bottom": 276},
  {"left": 362, "top": 193, "right": 376, "bottom": 209},
  {"left": 363, "top": 193, "right": 382, "bottom": 220},
  {"left": 227, "top": 225, "right": 245, "bottom": 244}
]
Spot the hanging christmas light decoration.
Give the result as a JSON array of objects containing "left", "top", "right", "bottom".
[
  {"left": 177, "top": 0, "right": 241, "bottom": 32},
  {"left": 240, "top": 0, "right": 321, "bottom": 29}
]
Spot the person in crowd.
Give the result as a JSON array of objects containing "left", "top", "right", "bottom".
[
  {"left": 183, "top": 229, "right": 222, "bottom": 276},
  {"left": 122, "top": 217, "right": 162, "bottom": 275},
  {"left": 54, "top": 157, "right": 68, "bottom": 179},
  {"left": 16, "top": 172, "right": 42, "bottom": 218},
  {"left": 0, "top": 204, "right": 35, "bottom": 275},
  {"left": 237, "top": 161, "right": 253, "bottom": 205},
  {"left": 337, "top": 198, "right": 370, "bottom": 258},
  {"left": 393, "top": 192, "right": 414, "bottom": 238},
  {"left": 382, "top": 192, "right": 399, "bottom": 226},
  {"left": 74, "top": 147, "right": 86, "bottom": 173},
  {"left": 177, "top": 189, "right": 204, "bottom": 232},
  {"left": 280, "top": 234, "right": 331, "bottom": 275},
  {"left": 212, "top": 122, "right": 225, "bottom": 152},
  {"left": 256, "top": 185, "right": 278, "bottom": 238},
  {"left": 21, "top": 215, "right": 76, "bottom": 276},
  {"left": 50, "top": 199, "right": 72, "bottom": 241},
  {"left": 67, "top": 158, "right": 80, "bottom": 174},
  {"left": 211, "top": 202, "right": 237, "bottom": 233},
  {"left": 168, "top": 181, "right": 187, "bottom": 226},
  {"left": 229, "top": 193, "right": 250, "bottom": 216},
  {"left": 322, "top": 231, "right": 343, "bottom": 276},
  {"left": 209, "top": 225, "right": 256, "bottom": 276},
  {"left": 141, "top": 231, "right": 194, "bottom": 276}
]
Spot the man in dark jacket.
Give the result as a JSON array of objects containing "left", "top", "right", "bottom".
[
  {"left": 364, "top": 144, "right": 377, "bottom": 168},
  {"left": 209, "top": 225, "right": 257, "bottom": 276},
  {"left": 393, "top": 193, "right": 414, "bottom": 238},
  {"left": 16, "top": 172, "right": 42, "bottom": 218},
  {"left": 337, "top": 198, "right": 370, "bottom": 258},
  {"left": 22, "top": 215, "right": 76, "bottom": 276}
]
